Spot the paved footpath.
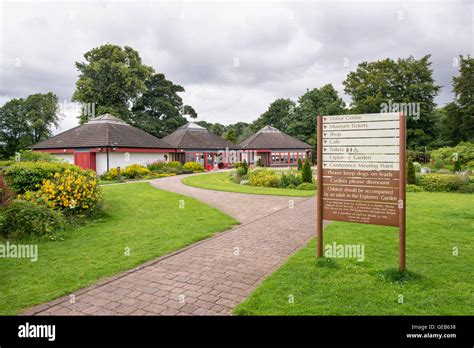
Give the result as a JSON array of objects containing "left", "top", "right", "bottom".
[{"left": 25, "top": 173, "right": 317, "bottom": 316}]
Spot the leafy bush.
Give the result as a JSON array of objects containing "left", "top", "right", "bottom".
[
  {"left": 121, "top": 164, "right": 150, "bottom": 179},
  {"left": 406, "top": 184, "right": 423, "bottom": 192},
  {"left": 22, "top": 170, "right": 102, "bottom": 216},
  {"left": 1, "top": 199, "right": 65, "bottom": 240},
  {"left": 248, "top": 168, "right": 281, "bottom": 187},
  {"left": 101, "top": 167, "right": 121, "bottom": 181},
  {"left": 0, "top": 160, "right": 14, "bottom": 167},
  {"left": 297, "top": 158, "right": 303, "bottom": 171},
  {"left": 1, "top": 161, "right": 84, "bottom": 194},
  {"left": 453, "top": 160, "right": 462, "bottom": 172},
  {"left": 235, "top": 167, "right": 246, "bottom": 178},
  {"left": 12, "top": 150, "right": 59, "bottom": 163},
  {"left": 167, "top": 161, "right": 182, "bottom": 168},
  {"left": 430, "top": 142, "right": 474, "bottom": 165},
  {"left": 146, "top": 161, "right": 167, "bottom": 173},
  {"left": 435, "top": 169, "right": 452, "bottom": 175},
  {"left": 433, "top": 159, "right": 444, "bottom": 170},
  {"left": 233, "top": 163, "right": 241, "bottom": 169},
  {"left": 242, "top": 160, "right": 248, "bottom": 175},
  {"left": 257, "top": 158, "right": 263, "bottom": 167},
  {"left": 183, "top": 162, "right": 204, "bottom": 173},
  {"left": 280, "top": 172, "right": 302, "bottom": 188},
  {"left": 296, "top": 182, "right": 316, "bottom": 190},
  {"left": 302, "top": 158, "right": 313, "bottom": 183},
  {"left": 458, "top": 183, "right": 474, "bottom": 194},
  {"left": 420, "top": 174, "right": 468, "bottom": 192}
]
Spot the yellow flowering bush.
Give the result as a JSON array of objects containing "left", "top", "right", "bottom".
[
  {"left": 23, "top": 169, "right": 102, "bottom": 215},
  {"left": 121, "top": 164, "right": 150, "bottom": 179}
]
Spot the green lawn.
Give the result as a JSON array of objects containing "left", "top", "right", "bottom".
[
  {"left": 235, "top": 192, "right": 474, "bottom": 315},
  {"left": 182, "top": 172, "right": 316, "bottom": 197},
  {"left": 0, "top": 182, "right": 237, "bottom": 315}
]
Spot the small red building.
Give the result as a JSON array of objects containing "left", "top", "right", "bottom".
[
  {"left": 29, "top": 114, "right": 175, "bottom": 173},
  {"left": 239, "top": 126, "right": 313, "bottom": 167},
  {"left": 162, "top": 122, "right": 239, "bottom": 169}
]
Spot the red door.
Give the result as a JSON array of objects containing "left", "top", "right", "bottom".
[{"left": 74, "top": 152, "right": 96, "bottom": 171}]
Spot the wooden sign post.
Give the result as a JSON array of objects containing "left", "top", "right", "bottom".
[{"left": 316, "top": 112, "right": 407, "bottom": 271}]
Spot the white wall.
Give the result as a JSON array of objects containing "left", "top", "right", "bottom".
[
  {"left": 96, "top": 152, "right": 169, "bottom": 174},
  {"left": 53, "top": 153, "right": 74, "bottom": 164}
]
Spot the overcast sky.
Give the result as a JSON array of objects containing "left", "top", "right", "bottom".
[{"left": 0, "top": 0, "right": 472, "bottom": 133}]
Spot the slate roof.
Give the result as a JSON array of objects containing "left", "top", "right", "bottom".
[
  {"left": 161, "top": 122, "right": 238, "bottom": 149},
  {"left": 239, "top": 125, "right": 312, "bottom": 149},
  {"left": 29, "top": 113, "right": 174, "bottom": 149}
]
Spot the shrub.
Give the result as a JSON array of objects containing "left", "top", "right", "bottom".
[
  {"left": 280, "top": 172, "right": 302, "bottom": 188},
  {"left": 183, "top": 162, "right": 204, "bottom": 173},
  {"left": 242, "top": 160, "right": 248, "bottom": 175},
  {"left": 235, "top": 167, "right": 246, "bottom": 178},
  {"left": 257, "top": 158, "right": 263, "bottom": 167},
  {"left": 22, "top": 170, "right": 102, "bottom": 216},
  {"left": 101, "top": 167, "right": 121, "bottom": 181},
  {"left": 11, "top": 150, "right": 59, "bottom": 163},
  {"left": 233, "top": 163, "right": 241, "bottom": 169},
  {"left": 247, "top": 168, "right": 280, "bottom": 187},
  {"left": 406, "top": 184, "right": 423, "bottom": 192},
  {"left": 435, "top": 169, "right": 452, "bottom": 175},
  {"left": 0, "top": 160, "right": 14, "bottom": 167},
  {"left": 433, "top": 159, "right": 444, "bottom": 170},
  {"left": 302, "top": 158, "right": 313, "bottom": 183},
  {"left": 1, "top": 199, "right": 65, "bottom": 240},
  {"left": 458, "top": 183, "right": 474, "bottom": 194},
  {"left": 420, "top": 174, "right": 468, "bottom": 192},
  {"left": 296, "top": 182, "right": 316, "bottom": 190},
  {"left": 1, "top": 161, "right": 84, "bottom": 194},
  {"left": 453, "top": 160, "right": 462, "bottom": 172},
  {"left": 430, "top": 142, "right": 474, "bottom": 165},
  {"left": 407, "top": 157, "right": 416, "bottom": 185},
  {"left": 147, "top": 161, "right": 167, "bottom": 173},
  {"left": 297, "top": 158, "right": 303, "bottom": 171},
  {"left": 121, "top": 164, "right": 150, "bottom": 179},
  {"left": 167, "top": 161, "right": 182, "bottom": 168}
]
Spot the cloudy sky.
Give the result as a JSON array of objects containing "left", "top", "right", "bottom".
[{"left": 0, "top": 0, "right": 472, "bottom": 133}]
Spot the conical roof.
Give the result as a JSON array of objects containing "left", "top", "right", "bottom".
[
  {"left": 30, "top": 113, "right": 174, "bottom": 149},
  {"left": 162, "top": 122, "right": 238, "bottom": 149},
  {"left": 239, "top": 125, "right": 311, "bottom": 149}
]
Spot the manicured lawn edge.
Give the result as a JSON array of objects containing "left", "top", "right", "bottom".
[{"left": 182, "top": 172, "right": 316, "bottom": 197}]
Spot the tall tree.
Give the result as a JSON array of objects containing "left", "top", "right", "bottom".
[
  {"left": 291, "top": 84, "right": 346, "bottom": 145},
  {"left": 440, "top": 55, "right": 474, "bottom": 145},
  {"left": 132, "top": 73, "right": 197, "bottom": 138},
  {"left": 343, "top": 55, "right": 441, "bottom": 149},
  {"left": 72, "top": 44, "right": 154, "bottom": 123},
  {"left": 251, "top": 98, "right": 296, "bottom": 133},
  {"left": 0, "top": 93, "right": 60, "bottom": 158},
  {"left": 24, "top": 92, "right": 60, "bottom": 143}
]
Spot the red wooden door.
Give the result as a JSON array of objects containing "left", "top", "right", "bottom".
[{"left": 74, "top": 152, "right": 96, "bottom": 171}]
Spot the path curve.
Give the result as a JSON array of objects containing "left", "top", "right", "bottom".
[{"left": 25, "top": 173, "right": 317, "bottom": 316}]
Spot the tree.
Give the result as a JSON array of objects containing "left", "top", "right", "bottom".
[
  {"left": 72, "top": 44, "right": 154, "bottom": 123},
  {"left": 24, "top": 93, "right": 60, "bottom": 143},
  {"left": 241, "top": 159, "right": 248, "bottom": 175},
  {"left": 251, "top": 98, "right": 296, "bottom": 133},
  {"left": 0, "top": 93, "right": 60, "bottom": 159},
  {"left": 132, "top": 73, "right": 197, "bottom": 138},
  {"left": 291, "top": 84, "right": 346, "bottom": 145},
  {"left": 224, "top": 127, "right": 237, "bottom": 143},
  {"left": 407, "top": 157, "right": 416, "bottom": 184},
  {"left": 256, "top": 158, "right": 263, "bottom": 167},
  {"left": 302, "top": 158, "right": 312, "bottom": 183},
  {"left": 440, "top": 56, "right": 474, "bottom": 145},
  {"left": 343, "top": 55, "right": 441, "bottom": 149},
  {"left": 210, "top": 123, "right": 226, "bottom": 136},
  {"left": 297, "top": 157, "right": 303, "bottom": 171}
]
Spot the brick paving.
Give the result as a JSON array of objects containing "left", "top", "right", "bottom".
[{"left": 24, "top": 173, "right": 317, "bottom": 316}]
